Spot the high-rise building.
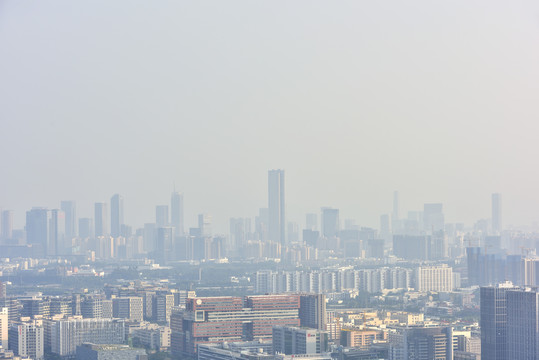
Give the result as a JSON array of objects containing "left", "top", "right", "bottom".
[
  {"left": 0, "top": 281, "right": 6, "bottom": 298},
  {"left": 230, "top": 217, "right": 250, "bottom": 250},
  {"left": 415, "top": 265, "right": 453, "bottom": 292},
  {"left": 321, "top": 208, "right": 339, "bottom": 238},
  {"left": 480, "top": 281, "right": 516, "bottom": 360},
  {"left": 198, "top": 214, "right": 212, "bottom": 237},
  {"left": 9, "top": 320, "right": 44, "bottom": 360},
  {"left": 171, "top": 192, "right": 184, "bottom": 236},
  {"left": 506, "top": 288, "right": 539, "bottom": 359},
  {"left": 492, "top": 193, "right": 502, "bottom": 234},
  {"left": 299, "top": 294, "right": 326, "bottom": 331},
  {"left": 81, "top": 295, "right": 105, "bottom": 319},
  {"left": 1, "top": 210, "right": 13, "bottom": 241},
  {"left": 49, "top": 318, "right": 125, "bottom": 357},
  {"left": 152, "top": 294, "right": 174, "bottom": 324},
  {"left": 268, "top": 169, "right": 285, "bottom": 245},
  {"left": 392, "top": 191, "right": 399, "bottom": 221},
  {"left": 26, "top": 208, "right": 49, "bottom": 257},
  {"left": 112, "top": 297, "right": 144, "bottom": 322},
  {"left": 79, "top": 218, "right": 94, "bottom": 239},
  {"left": 155, "top": 227, "right": 173, "bottom": 265},
  {"left": 0, "top": 308, "right": 7, "bottom": 349},
  {"left": 94, "top": 203, "right": 108, "bottom": 237},
  {"left": 110, "top": 194, "right": 124, "bottom": 238},
  {"left": 60, "top": 201, "right": 77, "bottom": 240},
  {"left": 306, "top": 213, "right": 318, "bottom": 231},
  {"left": 49, "top": 209, "right": 65, "bottom": 256},
  {"left": 423, "top": 203, "right": 444, "bottom": 234},
  {"left": 155, "top": 205, "right": 169, "bottom": 228},
  {"left": 272, "top": 326, "right": 328, "bottom": 355}
]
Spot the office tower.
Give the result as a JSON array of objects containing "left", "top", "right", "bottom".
[
  {"left": 423, "top": 203, "right": 444, "bottom": 233},
  {"left": 21, "top": 297, "right": 51, "bottom": 318},
  {"left": 79, "top": 218, "right": 94, "bottom": 239},
  {"left": 152, "top": 294, "right": 174, "bottom": 324},
  {"left": 480, "top": 281, "right": 515, "bottom": 360},
  {"left": 1, "top": 210, "right": 13, "bottom": 241},
  {"left": 94, "top": 203, "right": 108, "bottom": 237},
  {"left": 230, "top": 217, "right": 250, "bottom": 250},
  {"left": 287, "top": 222, "right": 299, "bottom": 243},
  {"left": 522, "top": 257, "right": 539, "bottom": 286},
  {"left": 506, "top": 288, "right": 539, "bottom": 359},
  {"left": 176, "top": 295, "right": 300, "bottom": 357},
  {"left": 299, "top": 294, "right": 326, "bottom": 330},
  {"left": 81, "top": 296, "right": 104, "bottom": 318},
  {"left": 321, "top": 208, "right": 339, "bottom": 238},
  {"left": 415, "top": 265, "right": 453, "bottom": 292},
  {"left": 50, "top": 297, "right": 73, "bottom": 317},
  {"left": 60, "top": 201, "right": 76, "bottom": 239},
  {"left": 155, "top": 227, "right": 173, "bottom": 264},
  {"left": 389, "top": 326, "right": 453, "bottom": 360},
  {"left": 492, "top": 193, "right": 502, "bottom": 234},
  {"left": 49, "top": 318, "right": 125, "bottom": 357},
  {"left": 155, "top": 205, "right": 169, "bottom": 228},
  {"left": 392, "top": 191, "right": 399, "bottom": 221},
  {"left": 367, "top": 238, "right": 385, "bottom": 258},
  {"left": 306, "top": 213, "right": 318, "bottom": 231},
  {"left": 272, "top": 326, "right": 328, "bottom": 355},
  {"left": 303, "top": 229, "right": 319, "bottom": 248},
  {"left": 0, "top": 281, "right": 6, "bottom": 298},
  {"left": 393, "top": 235, "right": 430, "bottom": 260},
  {"left": 197, "top": 213, "right": 211, "bottom": 237},
  {"left": 9, "top": 320, "right": 44, "bottom": 360},
  {"left": 171, "top": 191, "right": 184, "bottom": 236},
  {"left": 26, "top": 208, "right": 49, "bottom": 257},
  {"left": 0, "top": 308, "right": 7, "bottom": 349},
  {"left": 112, "top": 297, "right": 144, "bottom": 322},
  {"left": 268, "top": 169, "right": 285, "bottom": 245},
  {"left": 143, "top": 223, "right": 156, "bottom": 253},
  {"left": 49, "top": 209, "right": 65, "bottom": 256},
  {"left": 380, "top": 214, "right": 390, "bottom": 239},
  {"left": 255, "top": 208, "right": 269, "bottom": 241},
  {"left": 110, "top": 194, "right": 124, "bottom": 238},
  {"left": 76, "top": 343, "right": 146, "bottom": 360}
]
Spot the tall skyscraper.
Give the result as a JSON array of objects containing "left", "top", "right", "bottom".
[
  {"left": 1, "top": 210, "right": 13, "bottom": 241},
  {"left": 506, "top": 288, "right": 539, "bottom": 359},
  {"left": 49, "top": 209, "right": 66, "bottom": 256},
  {"left": 299, "top": 293, "right": 326, "bottom": 330},
  {"left": 321, "top": 207, "right": 339, "bottom": 238},
  {"left": 94, "top": 203, "right": 108, "bottom": 237},
  {"left": 480, "top": 281, "right": 515, "bottom": 360},
  {"left": 78, "top": 218, "right": 94, "bottom": 239},
  {"left": 198, "top": 213, "right": 212, "bottom": 237},
  {"left": 392, "top": 190, "right": 399, "bottom": 221},
  {"left": 110, "top": 194, "right": 124, "bottom": 238},
  {"left": 306, "top": 213, "right": 318, "bottom": 231},
  {"left": 60, "top": 201, "right": 77, "bottom": 239},
  {"left": 268, "top": 169, "right": 285, "bottom": 245},
  {"left": 26, "top": 208, "right": 49, "bottom": 257},
  {"left": 155, "top": 205, "right": 169, "bottom": 228},
  {"left": 423, "top": 203, "right": 444, "bottom": 233},
  {"left": 492, "top": 193, "right": 502, "bottom": 234},
  {"left": 171, "top": 192, "right": 184, "bottom": 236}
]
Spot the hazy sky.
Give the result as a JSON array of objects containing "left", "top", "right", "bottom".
[{"left": 1, "top": 1, "right": 539, "bottom": 233}]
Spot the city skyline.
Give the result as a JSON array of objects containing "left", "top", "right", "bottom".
[{"left": 2, "top": 1, "right": 539, "bottom": 233}]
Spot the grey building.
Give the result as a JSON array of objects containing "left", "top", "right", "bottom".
[{"left": 268, "top": 169, "right": 285, "bottom": 245}]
